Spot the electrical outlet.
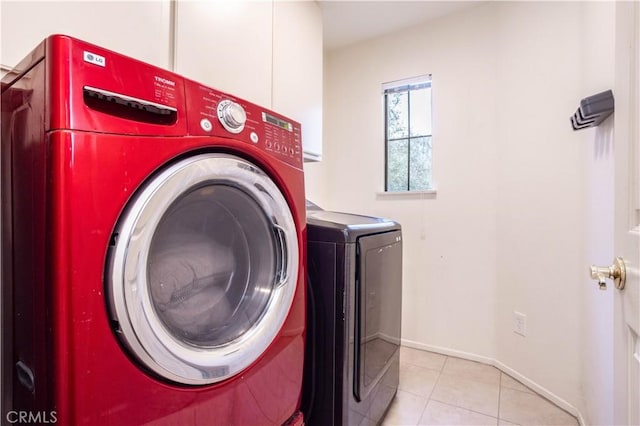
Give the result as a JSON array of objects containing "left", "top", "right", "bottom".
[{"left": 514, "top": 311, "right": 527, "bottom": 337}]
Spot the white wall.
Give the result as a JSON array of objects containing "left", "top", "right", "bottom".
[
  {"left": 493, "top": 0, "right": 585, "bottom": 414},
  {"left": 319, "top": 2, "right": 499, "bottom": 359},
  {"left": 314, "top": 1, "right": 616, "bottom": 422}
]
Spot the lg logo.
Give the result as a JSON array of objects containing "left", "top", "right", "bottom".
[
  {"left": 83, "top": 51, "right": 106, "bottom": 67},
  {"left": 6, "top": 411, "right": 57, "bottom": 424}
]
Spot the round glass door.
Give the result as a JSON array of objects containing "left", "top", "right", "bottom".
[{"left": 107, "top": 153, "right": 299, "bottom": 385}]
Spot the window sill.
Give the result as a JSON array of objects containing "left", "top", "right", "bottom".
[{"left": 376, "top": 189, "right": 437, "bottom": 199}]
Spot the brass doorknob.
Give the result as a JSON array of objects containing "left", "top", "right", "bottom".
[{"left": 590, "top": 257, "right": 626, "bottom": 290}]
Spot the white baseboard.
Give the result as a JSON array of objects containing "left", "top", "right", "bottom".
[{"left": 401, "top": 338, "right": 587, "bottom": 426}]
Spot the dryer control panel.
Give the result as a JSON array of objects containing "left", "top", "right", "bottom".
[{"left": 184, "top": 80, "right": 302, "bottom": 168}]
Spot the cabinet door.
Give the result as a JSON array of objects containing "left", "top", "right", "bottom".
[
  {"left": 175, "top": 0, "right": 273, "bottom": 107},
  {"left": 0, "top": 1, "right": 172, "bottom": 69},
  {"left": 273, "top": 0, "right": 323, "bottom": 161}
]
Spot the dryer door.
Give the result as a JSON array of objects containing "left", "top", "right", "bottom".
[{"left": 107, "top": 153, "right": 299, "bottom": 385}]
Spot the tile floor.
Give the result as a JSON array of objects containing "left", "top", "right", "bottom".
[{"left": 381, "top": 347, "right": 579, "bottom": 426}]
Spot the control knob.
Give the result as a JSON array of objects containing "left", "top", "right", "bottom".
[{"left": 217, "top": 100, "right": 246, "bottom": 134}]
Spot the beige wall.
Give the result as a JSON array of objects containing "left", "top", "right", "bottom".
[{"left": 312, "top": 2, "right": 616, "bottom": 423}]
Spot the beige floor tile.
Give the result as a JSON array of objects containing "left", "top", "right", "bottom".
[
  {"left": 418, "top": 400, "right": 498, "bottom": 425},
  {"left": 442, "top": 357, "right": 501, "bottom": 386},
  {"left": 430, "top": 373, "right": 500, "bottom": 417},
  {"left": 499, "top": 388, "right": 578, "bottom": 426},
  {"left": 399, "top": 363, "right": 441, "bottom": 398},
  {"left": 386, "top": 357, "right": 574, "bottom": 426},
  {"left": 500, "top": 373, "right": 534, "bottom": 394},
  {"left": 381, "top": 390, "right": 428, "bottom": 426},
  {"left": 400, "top": 347, "right": 447, "bottom": 371}
]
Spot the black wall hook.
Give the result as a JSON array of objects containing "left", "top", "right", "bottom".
[{"left": 570, "top": 89, "right": 614, "bottom": 130}]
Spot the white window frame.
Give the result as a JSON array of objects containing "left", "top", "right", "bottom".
[{"left": 382, "top": 74, "right": 435, "bottom": 194}]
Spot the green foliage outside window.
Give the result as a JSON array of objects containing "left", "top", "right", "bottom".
[{"left": 385, "top": 77, "right": 432, "bottom": 192}]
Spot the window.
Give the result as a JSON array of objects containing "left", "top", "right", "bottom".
[{"left": 384, "top": 75, "right": 433, "bottom": 192}]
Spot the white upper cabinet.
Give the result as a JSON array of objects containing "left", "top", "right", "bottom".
[
  {"left": 1, "top": 0, "right": 323, "bottom": 162},
  {"left": 273, "top": 0, "right": 323, "bottom": 162},
  {"left": 0, "top": 1, "right": 172, "bottom": 69},
  {"left": 176, "top": 0, "right": 323, "bottom": 161},
  {"left": 174, "top": 0, "right": 273, "bottom": 107}
]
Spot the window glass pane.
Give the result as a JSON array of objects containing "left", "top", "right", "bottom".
[
  {"left": 409, "top": 136, "right": 432, "bottom": 190},
  {"left": 384, "top": 75, "right": 433, "bottom": 193},
  {"left": 386, "top": 91, "right": 408, "bottom": 139},
  {"left": 409, "top": 87, "right": 432, "bottom": 137},
  {"left": 387, "top": 139, "right": 408, "bottom": 191},
  {"left": 147, "top": 184, "right": 276, "bottom": 347}
]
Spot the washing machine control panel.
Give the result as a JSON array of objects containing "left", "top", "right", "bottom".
[
  {"left": 217, "top": 100, "right": 246, "bottom": 134},
  {"left": 184, "top": 80, "right": 302, "bottom": 168}
]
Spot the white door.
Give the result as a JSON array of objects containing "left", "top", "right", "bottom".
[{"left": 612, "top": 2, "right": 640, "bottom": 424}]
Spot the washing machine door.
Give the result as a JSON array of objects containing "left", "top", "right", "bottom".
[{"left": 107, "top": 153, "right": 299, "bottom": 385}]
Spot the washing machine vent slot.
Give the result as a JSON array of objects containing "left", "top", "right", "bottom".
[{"left": 83, "top": 86, "right": 178, "bottom": 126}]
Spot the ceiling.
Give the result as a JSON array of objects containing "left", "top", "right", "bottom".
[{"left": 318, "top": 1, "right": 481, "bottom": 50}]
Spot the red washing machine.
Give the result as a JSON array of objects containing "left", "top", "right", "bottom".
[{"left": 1, "top": 35, "right": 306, "bottom": 425}]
